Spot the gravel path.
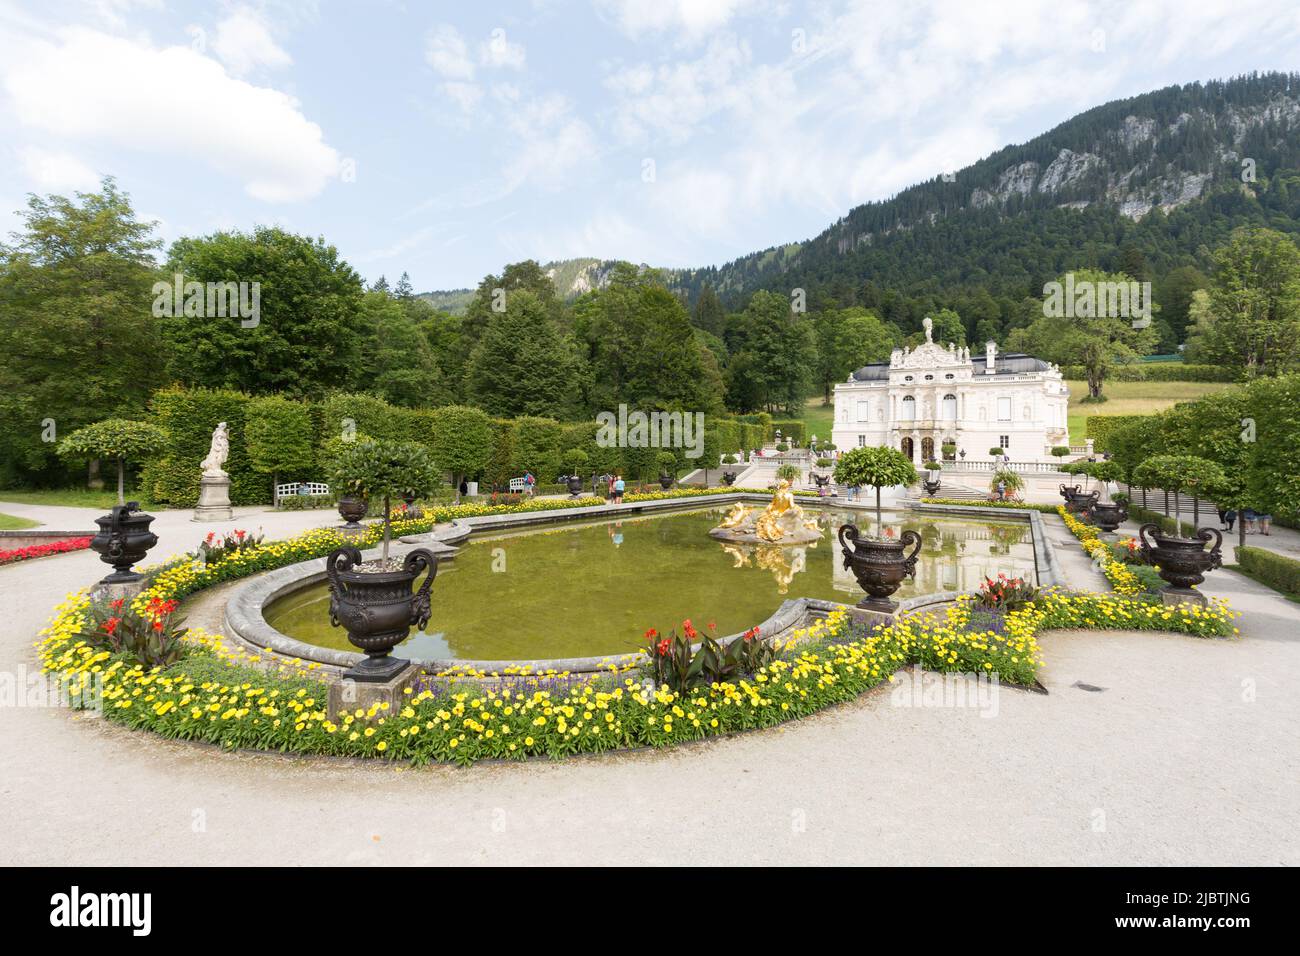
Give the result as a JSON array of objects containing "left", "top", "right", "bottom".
[{"left": 1, "top": 500, "right": 1297, "bottom": 865}]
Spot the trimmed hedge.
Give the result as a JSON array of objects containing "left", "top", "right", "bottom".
[
  {"left": 1085, "top": 414, "right": 1153, "bottom": 452},
  {"left": 1062, "top": 364, "right": 1239, "bottom": 383},
  {"left": 771, "top": 419, "right": 806, "bottom": 445},
  {"left": 1235, "top": 546, "right": 1300, "bottom": 596},
  {"left": 1126, "top": 503, "right": 1201, "bottom": 538},
  {"left": 142, "top": 387, "right": 264, "bottom": 506}
]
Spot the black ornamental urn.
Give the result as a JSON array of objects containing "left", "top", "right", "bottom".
[
  {"left": 922, "top": 477, "right": 942, "bottom": 497},
  {"left": 1059, "top": 483, "right": 1081, "bottom": 502},
  {"left": 326, "top": 545, "right": 438, "bottom": 682},
  {"left": 658, "top": 474, "right": 675, "bottom": 490},
  {"left": 89, "top": 502, "right": 158, "bottom": 584},
  {"left": 1138, "top": 524, "right": 1223, "bottom": 598},
  {"left": 337, "top": 495, "right": 368, "bottom": 531},
  {"left": 838, "top": 523, "right": 923, "bottom": 613},
  {"left": 721, "top": 471, "right": 737, "bottom": 486},
  {"left": 567, "top": 474, "right": 584, "bottom": 496},
  {"left": 1089, "top": 501, "right": 1128, "bottom": 533},
  {"left": 1065, "top": 489, "right": 1099, "bottom": 514}
]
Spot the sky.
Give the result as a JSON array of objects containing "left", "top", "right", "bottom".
[{"left": 2, "top": 0, "right": 1299, "bottom": 292}]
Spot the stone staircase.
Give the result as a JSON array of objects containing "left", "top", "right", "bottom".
[{"left": 906, "top": 482, "right": 987, "bottom": 502}]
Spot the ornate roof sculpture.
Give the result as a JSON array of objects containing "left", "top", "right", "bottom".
[{"left": 848, "top": 315, "right": 1058, "bottom": 382}]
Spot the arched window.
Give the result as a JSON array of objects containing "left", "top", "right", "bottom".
[
  {"left": 901, "top": 395, "right": 916, "bottom": 421},
  {"left": 942, "top": 394, "right": 957, "bottom": 420}
]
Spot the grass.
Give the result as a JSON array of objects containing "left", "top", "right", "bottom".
[
  {"left": 0, "top": 513, "right": 40, "bottom": 530},
  {"left": 1066, "top": 379, "right": 1231, "bottom": 444},
  {"left": 799, "top": 393, "right": 836, "bottom": 443},
  {"left": 0, "top": 488, "right": 145, "bottom": 509}
]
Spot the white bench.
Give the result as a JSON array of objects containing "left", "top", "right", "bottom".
[
  {"left": 508, "top": 477, "right": 528, "bottom": 494},
  {"left": 276, "top": 481, "right": 331, "bottom": 502}
]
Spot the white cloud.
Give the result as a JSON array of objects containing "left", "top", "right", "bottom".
[
  {"left": 16, "top": 146, "right": 102, "bottom": 192},
  {"left": 479, "top": 29, "right": 526, "bottom": 70},
  {"left": 211, "top": 6, "right": 293, "bottom": 76},
  {"left": 595, "top": 0, "right": 761, "bottom": 42},
  {"left": 442, "top": 81, "right": 483, "bottom": 113},
  {"left": 425, "top": 24, "right": 476, "bottom": 79},
  {"left": 2, "top": 27, "right": 340, "bottom": 202}
]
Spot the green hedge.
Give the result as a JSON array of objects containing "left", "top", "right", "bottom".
[
  {"left": 1126, "top": 504, "right": 1199, "bottom": 537},
  {"left": 1062, "top": 364, "right": 1239, "bottom": 382},
  {"left": 770, "top": 420, "right": 806, "bottom": 445},
  {"left": 141, "top": 387, "right": 264, "bottom": 506},
  {"left": 1235, "top": 546, "right": 1300, "bottom": 596},
  {"left": 1085, "top": 414, "right": 1153, "bottom": 452}
]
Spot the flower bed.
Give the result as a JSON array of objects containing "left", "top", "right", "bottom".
[
  {"left": 34, "top": 491, "right": 1238, "bottom": 766},
  {"left": 1057, "top": 505, "right": 1158, "bottom": 595},
  {"left": 919, "top": 498, "right": 1060, "bottom": 514},
  {"left": 0, "top": 536, "right": 92, "bottom": 566}
]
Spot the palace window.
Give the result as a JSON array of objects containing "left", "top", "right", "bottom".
[
  {"left": 942, "top": 393, "right": 957, "bottom": 420},
  {"left": 999, "top": 435, "right": 1010, "bottom": 449},
  {"left": 856, "top": 401, "right": 868, "bottom": 422},
  {"left": 901, "top": 395, "right": 916, "bottom": 420},
  {"left": 857, "top": 434, "right": 867, "bottom": 447},
  {"left": 997, "top": 397, "right": 1011, "bottom": 421}
]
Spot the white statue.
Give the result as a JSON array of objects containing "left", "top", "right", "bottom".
[
  {"left": 201, "top": 422, "right": 230, "bottom": 478},
  {"left": 922, "top": 315, "right": 933, "bottom": 342}
]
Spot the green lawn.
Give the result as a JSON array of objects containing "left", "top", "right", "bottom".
[
  {"left": 0, "top": 488, "right": 144, "bottom": 509},
  {"left": 1066, "top": 380, "right": 1232, "bottom": 444},
  {"left": 798, "top": 381, "right": 1231, "bottom": 447},
  {"left": 0, "top": 512, "right": 40, "bottom": 530}
]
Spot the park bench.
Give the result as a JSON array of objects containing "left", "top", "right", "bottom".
[{"left": 275, "top": 481, "right": 330, "bottom": 503}]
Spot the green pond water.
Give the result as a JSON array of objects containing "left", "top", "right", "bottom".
[{"left": 264, "top": 505, "right": 1038, "bottom": 662}]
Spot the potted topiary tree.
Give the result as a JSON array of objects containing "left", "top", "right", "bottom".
[
  {"left": 1084, "top": 460, "right": 1128, "bottom": 531},
  {"left": 1131, "top": 454, "right": 1226, "bottom": 600},
  {"left": 922, "top": 459, "right": 942, "bottom": 497},
  {"left": 941, "top": 441, "right": 957, "bottom": 461},
  {"left": 990, "top": 466, "right": 1025, "bottom": 502},
  {"left": 325, "top": 438, "right": 441, "bottom": 681},
  {"left": 565, "top": 449, "right": 589, "bottom": 496},
  {"left": 833, "top": 446, "right": 921, "bottom": 612},
  {"left": 1057, "top": 462, "right": 1096, "bottom": 511},
  {"left": 59, "top": 420, "right": 166, "bottom": 585},
  {"left": 656, "top": 451, "right": 677, "bottom": 490}
]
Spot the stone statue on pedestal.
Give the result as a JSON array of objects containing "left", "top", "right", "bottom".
[{"left": 193, "top": 421, "right": 234, "bottom": 522}]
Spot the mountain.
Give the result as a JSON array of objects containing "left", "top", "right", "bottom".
[
  {"left": 421, "top": 74, "right": 1300, "bottom": 314},
  {"left": 669, "top": 72, "right": 1300, "bottom": 305}
]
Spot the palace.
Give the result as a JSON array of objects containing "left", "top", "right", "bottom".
[{"left": 830, "top": 317, "right": 1070, "bottom": 463}]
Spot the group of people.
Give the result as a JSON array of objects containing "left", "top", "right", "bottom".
[
  {"left": 598, "top": 473, "right": 625, "bottom": 504},
  {"left": 1217, "top": 507, "right": 1273, "bottom": 535}
]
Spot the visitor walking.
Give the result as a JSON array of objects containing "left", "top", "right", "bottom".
[
  {"left": 1258, "top": 510, "right": 1273, "bottom": 535},
  {"left": 995, "top": 479, "right": 1006, "bottom": 502},
  {"left": 1242, "top": 507, "right": 1258, "bottom": 534},
  {"left": 612, "top": 474, "right": 625, "bottom": 504},
  {"left": 1224, "top": 509, "right": 1237, "bottom": 532},
  {"left": 1217, "top": 507, "right": 1229, "bottom": 530},
  {"left": 524, "top": 471, "right": 535, "bottom": 497}
]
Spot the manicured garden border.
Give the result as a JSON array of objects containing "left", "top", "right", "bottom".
[
  {"left": 1, "top": 535, "right": 93, "bottom": 566},
  {"left": 35, "top": 488, "right": 1238, "bottom": 766}
]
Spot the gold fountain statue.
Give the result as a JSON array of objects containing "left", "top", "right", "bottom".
[{"left": 710, "top": 479, "right": 822, "bottom": 545}]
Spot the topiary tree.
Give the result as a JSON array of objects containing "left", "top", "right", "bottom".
[
  {"left": 328, "top": 438, "right": 439, "bottom": 561},
  {"left": 1051, "top": 445, "right": 1071, "bottom": 458},
  {"left": 924, "top": 459, "right": 942, "bottom": 471},
  {"left": 429, "top": 405, "right": 494, "bottom": 503},
  {"left": 57, "top": 419, "right": 166, "bottom": 505},
  {"left": 775, "top": 462, "right": 801, "bottom": 484},
  {"left": 655, "top": 451, "right": 678, "bottom": 477},
  {"left": 245, "top": 395, "right": 315, "bottom": 503},
  {"left": 565, "top": 448, "right": 589, "bottom": 477},
  {"left": 1132, "top": 455, "right": 1226, "bottom": 538},
  {"left": 833, "top": 446, "right": 918, "bottom": 532},
  {"left": 988, "top": 446, "right": 1005, "bottom": 457}
]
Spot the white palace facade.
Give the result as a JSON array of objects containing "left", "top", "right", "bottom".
[{"left": 830, "top": 317, "right": 1070, "bottom": 463}]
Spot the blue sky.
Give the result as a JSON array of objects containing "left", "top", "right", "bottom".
[{"left": 2, "top": 0, "right": 1299, "bottom": 291}]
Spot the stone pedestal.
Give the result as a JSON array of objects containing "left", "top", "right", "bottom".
[
  {"left": 327, "top": 663, "right": 415, "bottom": 721},
  {"left": 90, "top": 578, "right": 146, "bottom": 607},
  {"left": 844, "top": 605, "right": 897, "bottom": 630},
  {"left": 1159, "top": 588, "right": 1207, "bottom": 609},
  {"left": 192, "top": 475, "right": 233, "bottom": 522}
]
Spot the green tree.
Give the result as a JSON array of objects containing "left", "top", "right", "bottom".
[
  {"left": 360, "top": 290, "right": 448, "bottom": 408},
  {"left": 428, "top": 405, "right": 494, "bottom": 503},
  {"left": 1132, "top": 455, "right": 1226, "bottom": 537},
  {"left": 735, "top": 290, "right": 816, "bottom": 414},
  {"left": 813, "top": 308, "right": 898, "bottom": 404},
  {"left": 0, "top": 179, "right": 163, "bottom": 486},
  {"left": 244, "top": 395, "right": 316, "bottom": 502},
  {"left": 1007, "top": 269, "right": 1157, "bottom": 399},
  {"left": 691, "top": 285, "right": 726, "bottom": 337},
  {"left": 465, "top": 289, "right": 584, "bottom": 418},
  {"left": 57, "top": 418, "right": 166, "bottom": 505},
  {"left": 160, "top": 226, "right": 367, "bottom": 396},
  {"left": 1187, "top": 228, "right": 1300, "bottom": 377}
]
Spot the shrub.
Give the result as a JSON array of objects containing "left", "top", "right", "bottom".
[
  {"left": 56, "top": 418, "right": 166, "bottom": 505},
  {"left": 1235, "top": 546, "right": 1300, "bottom": 596},
  {"left": 1085, "top": 414, "right": 1152, "bottom": 453},
  {"left": 815, "top": 457, "right": 833, "bottom": 468},
  {"left": 775, "top": 442, "right": 790, "bottom": 453},
  {"left": 429, "top": 405, "right": 494, "bottom": 502},
  {"left": 655, "top": 451, "right": 678, "bottom": 476},
  {"left": 1050, "top": 446, "right": 1071, "bottom": 457},
  {"left": 1132, "top": 455, "right": 1226, "bottom": 537},
  {"left": 775, "top": 463, "right": 801, "bottom": 483},
  {"left": 988, "top": 446, "right": 1004, "bottom": 456},
  {"left": 923, "top": 460, "right": 942, "bottom": 470}
]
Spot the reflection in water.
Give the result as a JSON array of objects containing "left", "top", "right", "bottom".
[{"left": 265, "top": 505, "right": 1038, "bottom": 661}]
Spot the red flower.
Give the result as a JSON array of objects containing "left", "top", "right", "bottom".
[
  {"left": 110, "top": 598, "right": 125, "bottom": 610},
  {"left": 655, "top": 638, "right": 671, "bottom": 657},
  {"left": 683, "top": 619, "right": 698, "bottom": 640},
  {"left": 104, "top": 617, "right": 120, "bottom": 635},
  {"left": 644, "top": 628, "right": 658, "bottom": 639},
  {"left": 707, "top": 621, "right": 717, "bottom": 631}
]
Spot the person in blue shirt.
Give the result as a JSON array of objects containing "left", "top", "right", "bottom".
[{"left": 612, "top": 474, "right": 625, "bottom": 504}]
